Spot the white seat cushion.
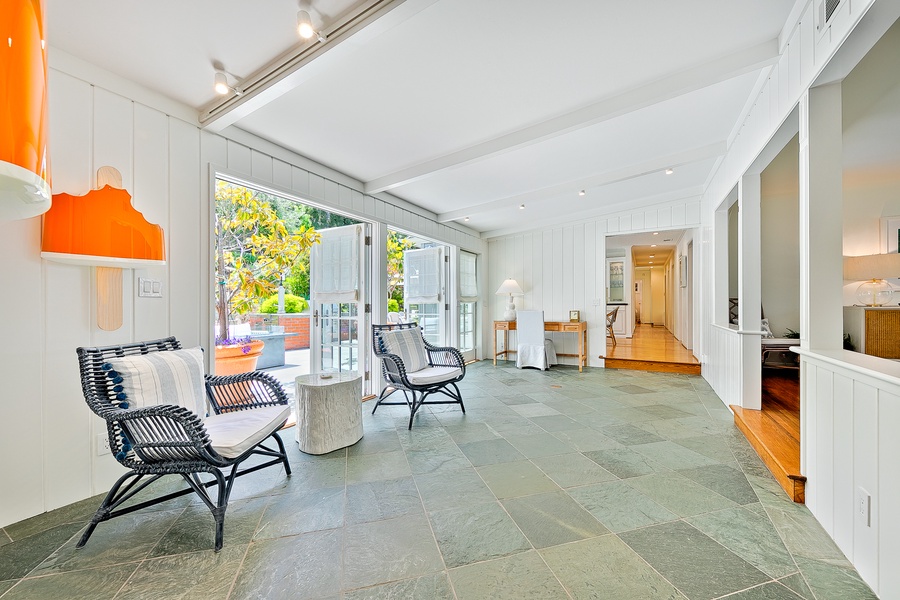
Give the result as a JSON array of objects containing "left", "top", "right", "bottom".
[
  {"left": 406, "top": 366, "right": 463, "bottom": 386},
  {"left": 204, "top": 405, "right": 290, "bottom": 459}
]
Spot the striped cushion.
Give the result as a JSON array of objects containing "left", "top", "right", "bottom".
[
  {"left": 105, "top": 347, "right": 207, "bottom": 417},
  {"left": 381, "top": 328, "right": 429, "bottom": 373}
]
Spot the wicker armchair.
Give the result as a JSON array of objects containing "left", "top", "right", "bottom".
[
  {"left": 76, "top": 337, "right": 291, "bottom": 552},
  {"left": 372, "top": 323, "right": 466, "bottom": 429}
]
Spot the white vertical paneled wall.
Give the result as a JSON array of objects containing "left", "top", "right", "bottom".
[
  {"left": 798, "top": 351, "right": 900, "bottom": 598},
  {"left": 0, "top": 61, "right": 484, "bottom": 528},
  {"left": 487, "top": 199, "right": 702, "bottom": 367}
]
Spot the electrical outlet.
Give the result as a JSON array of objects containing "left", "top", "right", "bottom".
[
  {"left": 96, "top": 433, "right": 111, "bottom": 456},
  {"left": 857, "top": 487, "right": 871, "bottom": 527}
]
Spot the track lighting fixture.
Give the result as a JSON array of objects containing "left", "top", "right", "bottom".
[
  {"left": 578, "top": 190, "right": 586, "bottom": 196},
  {"left": 213, "top": 71, "right": 244, "bottom": 97},
  {"left": 665, "top": 168, "right": 674, "bottom": 175},
  {"left": 297, "top": 9, "right": 327, "bottom": 42}
]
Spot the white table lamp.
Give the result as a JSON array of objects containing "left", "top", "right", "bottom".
[
  {"left": 844, "top": 254, "right": 900, "bottom": 306},
  {"left": 496, "top": 278, "right": 524, "bottom": 321}
]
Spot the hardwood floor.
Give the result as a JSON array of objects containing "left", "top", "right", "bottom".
[
  {"left": 604, "top": 324, "right": 701, "bottom": 374},
  {"left": 731, "top": 367, "right": 805, "bottom": 503}
]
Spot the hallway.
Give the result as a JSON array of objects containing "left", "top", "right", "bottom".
[{"left": 605, "top": 324, "right": 701, "bottom": 375}]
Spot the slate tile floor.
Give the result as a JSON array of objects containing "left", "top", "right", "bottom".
[{"left": 0, "top": 362, "right": 878, "bottom": 599}]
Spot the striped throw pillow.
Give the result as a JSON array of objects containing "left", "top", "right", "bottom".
[
  {"left": 381, "top": 328, "right": 429, "bottom": 373},
  {"left": 104, "top": 347, "right": 207, "bottom": 417}
]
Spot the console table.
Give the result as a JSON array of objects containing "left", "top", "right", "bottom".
[{"left": 493, "top": 320, "right": 588, "bottom": 372}]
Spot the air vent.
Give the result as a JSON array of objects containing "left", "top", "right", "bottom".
[{"left": 817, "top": 0, "right": 842, "bottom": 31}]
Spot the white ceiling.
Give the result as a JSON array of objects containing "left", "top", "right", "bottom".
[{"left": 48, "top": 0, "right": 798, "bottom": 237}]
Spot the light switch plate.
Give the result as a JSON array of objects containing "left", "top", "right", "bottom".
[{"left": 138, "top": 277, "right": 163, "bottom": 298}]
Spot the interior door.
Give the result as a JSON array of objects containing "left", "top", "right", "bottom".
[
  {"left": 458, "top": 250, "right": 478, "bottom": 362},
  {"left": 309, "top": 223, "right": 369, "bottom": 387}
]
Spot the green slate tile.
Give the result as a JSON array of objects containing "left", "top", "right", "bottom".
[
  {"left": 795, "top": 557, "right": 878, "bottom": 599},
  {"left": 0, "top": 563, "right": 136, "bottom": 600},
  {"left": 528, "top": 414, "right": 581, "bottom": 432},
  {"left": 687, "top": 507, "right": 797, "bottom": 579},
  {"left": 502, "top": 492, "right": 608, "bottom": 548},
  {"left": 4, "top": 494, "right": 100, "bottom": 541},
  {"left": 601, "top": 424, "right": 666, "bottom": 445},
  {"left": 0, "top": 522, "right": 83, "bottom": 580},
  {"left": 0, "top": 580, "right": 16, "bottom": 595},
  {"left": 231, "top": 529, "right": 342, "bottom": 599},
  {"left": 118, "top": 545, "right": 247, "bottom": 599},
  {"left": 253, "top": 485, "right": 344, "bottom": 540},
  {"left": 619, "top": 521, "right": 770, "bottom": 600},
  {"left": 346, "top": 429, "right": 402, "bottom": 456},
  {"left": 151, "top": 496, "right": 268, "bottom": 556},
  {"left": 629, "top": 440, "right": 721, "bottom": 469},
  {"left": 450, "top": 550, "right": 569, "bottom": 600},
  {"left": 345, "top": 476, "right": 422, "bottom": 526},
  {"left": 428, "top": 502, "right": 530, "bottom": 568},
  {"left": 458, "top": 438, "right": 525, "bottom": 466},
  {"left": 414, "top": 467, "right": 495, "bottom": 512},
  {"left": 568, "top": 481, "right": 677, "bottom": 533},
  {"left": 721, "top": 581, "right": 807, "bottom": 599},
  {"left": 343, "top": 573, "right": 454, "bottom": 599},
  {"left": 625, "top": 473, "right": 737, "bottom": 517},
  {"left": 531, "top": 452, "right": 618, "bottom": 488},
  {"left": 550, "top": 428, "right": 623, "bottom": 452},
  {"left": 583, "top": 447, "right": 668, "bottom": 479},
  {"left": 346, "top": 450, "right": 412, "bottom": 483},
  {"left": 541, "top": 535, "right": 686, "bottom": 600},
  {"left": 677, "top": 463, "right": 758, "bottom": 504},
  {"left": 502, "top": 432, "right": 573, "bottom": 458},
  {"left": 778, "top": 572, "right": 814, "bottom": 599},
  {"left": 476, "top": 460, "right": 560, "bottom": 499},
  {"left": 343, "top": 514, "right": 443, "bottom": 589}
]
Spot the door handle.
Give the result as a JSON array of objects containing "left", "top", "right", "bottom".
[{"left": 313, "top": 309, "right": 319, "bottom": 326}]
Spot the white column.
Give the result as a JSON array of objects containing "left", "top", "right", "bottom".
[
  {"left": 714, "top": 205, "right": 730, "bottom": 326},
  {"left": 738, "top": 174, "right": 762, "bottom": 409},
  {"left": 799, "top": 84, "right": 844, "bottom": 351}
]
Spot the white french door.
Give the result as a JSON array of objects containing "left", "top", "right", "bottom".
[
  {"left": 310, "top": 223, "right": 370, "bottom": 388},
  {"left": 403, "top": 246, "right": 449, "bottom": 347}
]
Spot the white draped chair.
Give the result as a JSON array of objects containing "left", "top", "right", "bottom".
[{"left": 516, "top": 310, "right": 557, "bottom": 370}]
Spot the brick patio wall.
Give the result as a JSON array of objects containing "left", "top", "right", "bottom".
[{"left": 246, "top": 313, "right": 310, "bottom": 349}]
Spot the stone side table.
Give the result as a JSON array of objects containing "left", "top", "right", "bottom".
[{"left": 295, "top": 372, "right": 363, "bottom": 454}]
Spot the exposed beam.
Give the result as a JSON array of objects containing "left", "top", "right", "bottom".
[
  {"left": 365, "top": 39, "right": 779, "bottom": 194},
  {"left": 436, "top": 141, "right": 726, "bottom": 223},
  {"left": 200, "top": 0, "right": 438, "bottom": 132}
]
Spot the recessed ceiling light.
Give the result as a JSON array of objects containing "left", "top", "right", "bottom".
[
  {"left": 464, "top": 217, "right": 470, "bottom": 222},
  {"left": 519, "top": 204, "right": 525, "bottom": 209},
  {"left": 578, "top": 190, "right": 585, "bottom": 196},
  {"left": 651, "top": 244, "right": 657, "bottom": 247},
  {"left": 649, "top": 255, "right": 655, "bottom": 258},
  {"left": 649, "top": 261, "right": 653, "bottom": 264},
  {"left": 665, "top": 168, "right": 674, "bottom": 175},
  {"left": 653, "top": 232, "right": 659, "bottom": 235}
]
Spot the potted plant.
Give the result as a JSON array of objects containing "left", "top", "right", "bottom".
[{"left": 214, "top": 335, "right": 265, "bottom": 376}]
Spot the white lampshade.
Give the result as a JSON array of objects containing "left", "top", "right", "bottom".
[
  {"left": 495, "top": 279, "right": 524, "bottom": 296},
  {"left": 496, "top": 279, "right": 523, "bottom": 321},
  {"left": 843, "top": 253, "right": 900, "bottom": 307}
]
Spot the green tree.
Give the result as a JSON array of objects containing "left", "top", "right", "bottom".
[
  {"left": 387, "top": 231, "right": 414, "bottom": 309},
  {"left": 215, "top": 181, "right": 320, "bottom": 341}
]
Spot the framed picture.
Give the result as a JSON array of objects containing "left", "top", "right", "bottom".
[
  {"left": 881, "top": 216, "right": 900, "bottom": 253},
  {"left": 679, "top": 255, "right": 688, "bottom": 288},
  {"left": 569, "top": 310, "right": 580, "bottom": 322}
]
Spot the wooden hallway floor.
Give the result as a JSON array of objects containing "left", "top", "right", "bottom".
[
  {"left": 604, "top": 324, "right": 701, "bottom": 375},
  {"left": 731, "top": 367, "right": 804, "bottom": 503}
]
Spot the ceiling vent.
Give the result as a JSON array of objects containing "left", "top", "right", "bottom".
[{"left": 816, "top": 0, "right": 842, "bottom": 32}]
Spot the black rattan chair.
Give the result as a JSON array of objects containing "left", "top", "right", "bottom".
[
  {"left": 372, "top": 323, "right": 466, "bottom": 429},
  {"left": 76, "top": 337, "right": 291, "bottom": 552}
]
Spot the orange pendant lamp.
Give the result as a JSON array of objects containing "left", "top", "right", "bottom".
[{"left": 0, "top": 0, "right": 51, "bottom": 220}]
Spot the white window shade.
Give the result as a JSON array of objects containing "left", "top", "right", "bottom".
[
  {"left": 311, "top": 224, "right": 360, "bottom": 303},
  {"left": 405, "top": 247, "right": 442, "bottom": 304},
  {"left": 459, "top": 251, "right": 477, "bottom": 301}
]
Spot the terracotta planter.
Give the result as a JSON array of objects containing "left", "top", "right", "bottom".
[{"left": 214, "top": 340, "right": 265, "bottom": 375}]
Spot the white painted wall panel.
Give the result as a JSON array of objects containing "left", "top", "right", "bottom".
[
  {"left": 227, "top": 141, "right": 251, "bottom": 176},
  {"left": 250, "top": 150, "right": 273, "bottom": 183},
  {"left": 879, "top": 392, "right": 900, "bottom": 597},
  {"left": 853, "top": 382, "right": 878, "bottom": 588}
]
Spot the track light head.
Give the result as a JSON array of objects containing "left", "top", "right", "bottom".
[
  {"left": 214, "top": 72, "right": 230, "bottom": 95},
  {"left": 297, "top": 10, "right": 315, "bottom": 39}
]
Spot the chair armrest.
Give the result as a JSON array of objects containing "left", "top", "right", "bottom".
[
  {"left": 109, "top": 404, "right": 225, "bottom": 467},
  {"left": 424, "top": 344, "right": 466, "bottom": 369},
  {"left": 205, "top": 371, "right": 289, "bottom": 415},
  {"left": 378, "top": 352, "right": 408, "bottom": 383}
]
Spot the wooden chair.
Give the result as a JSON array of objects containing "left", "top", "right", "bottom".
[
  {"left": 606, "top": 306, "right": 620, "bottom": 346},
  {"left": 372, "top": 323, "right": 466, "bottom": 429},
  {"left": 76, "top": 337, "right": 291, "bottom": 552}
]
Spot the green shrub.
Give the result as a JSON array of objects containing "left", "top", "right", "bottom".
[
  {"left": 387, "top": 298, "right": 400, "bottom": 313},
  {"left": 260, "top": 294, "right": 308, "bottom": 314}
]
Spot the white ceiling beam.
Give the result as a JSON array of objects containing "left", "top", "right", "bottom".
[
  {"left": 200, "top": 0, "right": 438, "bottom": 132},
  {"left": 365, "top": 39, "right": 779, "bottom": 194},
  {"left": 436, "top": 141, "right": 726, "bottom": 223}
]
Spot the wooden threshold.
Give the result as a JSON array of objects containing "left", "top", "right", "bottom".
[
  {"left": 604, "top": 357, "right": 701, "bottom": 375},
  {"left": 731, "top": 403, "right": 805, "bottom": 503}
]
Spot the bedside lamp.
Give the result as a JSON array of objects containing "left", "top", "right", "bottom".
[
  {"left": 843, "top": 253, "right": 900, "bottom": 307},
  {"left": 495, "top": 278, "right": 524, "bottom": 321}
]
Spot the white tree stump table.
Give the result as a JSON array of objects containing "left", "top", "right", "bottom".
[{"left": 294, "top": 373, "right": 363, "bottom": 454}]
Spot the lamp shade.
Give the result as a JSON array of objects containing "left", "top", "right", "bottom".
[
  {"left": 495, "top": 278, "right": 524, "bottom": 296},
  {"left": 843, "top": 254, "right": 900, "bottom": 281},
  {"left": 0, "top": 0, "right": 51, "bottom": 221}
]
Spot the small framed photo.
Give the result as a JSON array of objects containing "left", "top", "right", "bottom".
[{"left": 569, "top": 310, "right": 580, "bottom": 322}]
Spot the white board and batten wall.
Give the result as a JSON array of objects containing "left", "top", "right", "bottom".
[
  {"left": 486, "top": 200, "right": 701, "bottom": 368},
  {"left": 0, "top": 55, "right": 484, "bottom": 529}
]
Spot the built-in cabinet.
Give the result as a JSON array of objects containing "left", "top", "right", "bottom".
[{"left": 844, "top": 306, "right": 900, "bottom": 359}]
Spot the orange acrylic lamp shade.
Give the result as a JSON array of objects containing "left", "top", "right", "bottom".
[
  {"left": 42, "top": 185, "right": 165, "bottom": 264},
  {"left": 0, "top": 0, "right": 51, "bottom": 220}
]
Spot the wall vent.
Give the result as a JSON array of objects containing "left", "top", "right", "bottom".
[{"left": 817, "top": 0, "right": 842, "bottom": 31}]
